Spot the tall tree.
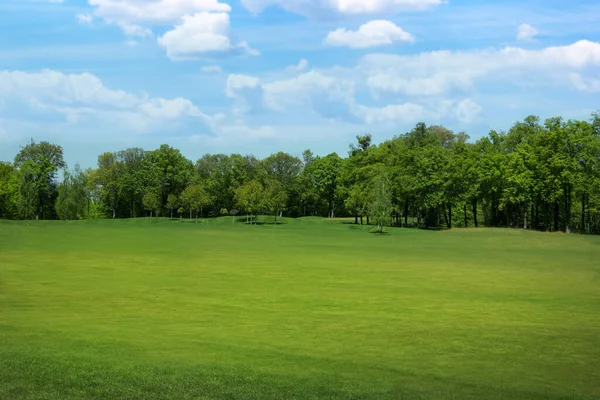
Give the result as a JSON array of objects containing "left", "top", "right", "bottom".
[
  {"left": 235, "top": 179, "right": 265, "bottom": 224},
  {"left": 14, "top": 140, "right": 65, "bottom": 219},
  {"left": 264, "top": 179, "right": 288, "bottom": 225},
  {"left": 370, "top": 173, "right": 393, "bottom": 234}
]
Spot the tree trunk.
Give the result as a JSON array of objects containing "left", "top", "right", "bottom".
[
  {"left": 581, "top": 193, "right": 586, "bottom": 234},
  {"left": 524, "top": 209, "right": 528, "bottom": 230},
  {"left": 463, "top": 203, "right": 468, "bottom": 228},
  {"left": 112, "top": 209, "right": 116, "bottom": 219},
  {"left": 472, "top": 199, "right": 478, "bottom": 228},
  {"left": 366, "top": 216, "right": 370, "bottom": 225},
  {"left": 442, "top": 203, "right": 449, "bottom": 229},
  {"left": 360, "top": 215, "right": 363, "bottom": 225},
  {"left": 355, "top": 215, "right": 358, "bottom": 224},
  {"left": 535, "top": 200, "right": 539, "bottom": 230},
  {"left": 150, "top": 210, "right": 153, "bottom": 218},
  {"left": 564, "top": 185, "right": 571, "bottom": 233},
  {"left": 404, "top": 201, "right": 409, "bottom": 228},
  {"left": 554, "top": 201, "right": 559, "bottom": 232},
  {"left": 190, "top": 210, "right": 192, "bottom": 219},
  {"left": 530, "top": 200, "right": 534, "bottom": 230},
  {"left": 274, "top": 212, "right": 277, "bottom": 225},
  {"left": 448, "top": 203, "right": 452, "bottom": 229},
  {"left": 170, "top": 209, "right": 173, "bottom": 219}
]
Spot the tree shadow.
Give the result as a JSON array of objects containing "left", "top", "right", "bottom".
[{"left": 369, "top": 231, "right": 391, "bottom": 235}]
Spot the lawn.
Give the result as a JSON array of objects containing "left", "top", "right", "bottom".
[{"left": 0, "top": 218, "right": 599, "bottom": 399}]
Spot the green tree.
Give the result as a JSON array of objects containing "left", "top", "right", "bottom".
[
  {"left": 142, "top": 191, "right": 160, "bottom": 218},
  {"left": 166, "top": 193, "right": 179, "bottom": 219},
  {"left": 17, "top": 162, "right": 39, "bottom": 220},
  {"left": 235, "top": 179, "right": 264, "bottom": 224},
  {"left": 0, "top": 162, "right": 19, "bottom": 219},
  {"left": 265, "top": 179, "right": 288, "bottom": 225},
  {"left": 14, "top": 139, "right": 65, "bottom": 219},
  {"left": 180, "top": 184, "right": 211, "bottom": 221},
  {"left": 94, "top": 152, "right": 125, "bottom": 219},
  {"left": 370, "top": 173, "right": 393, "bottom": 234},
  {"left": 55, "top": 165, "right": 89, "bottom": 221}
]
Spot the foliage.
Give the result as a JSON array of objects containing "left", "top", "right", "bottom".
[
  {"left": 235, "top": 179, "right": 265, "bottom": 224},
  {"left": 142, "top": 191, "right": 161, "bottom": 218},
  {"left": 3, "top": 112, "right": 600, "bottom": 234},
  {"left": 370, "top": 173, "right": 393, "bottom": 233}
]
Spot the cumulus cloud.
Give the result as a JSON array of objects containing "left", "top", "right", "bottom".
[
  {"left": 569, "top": 73, "right": 600, "bottom": 93},
  {"left": 84, "top": 1, "right": 255, "bottom": 60},
  {"left": 0, "top": 69, "right": 216, "bottom": 133},
  {"left": 0, "top": 69, "right": 279, "bottom": 148},
  {"left": 225, "top": 74, "right": 261, "bottom": 97},
  {"left": 362, "top": 40, "right": 600, "bottom": 96},
  {"left": 262, "top": 71, "right": 355, "bottom": 113},
  {"left": 157, "top": 13, "right": 258, "bottom": 60},
  {"left": 367, "top": 72, "right": 473, "bottom": 97},
  {"left": 517, "top": 23, "right": 539, "bottom": 42},
  {"left": 325, "top": 20, "right": 414, "bottom": 49},
  {"left": 352, "top": 102, "right": 431, "bottom": 124},
  {"left": 88, "top": 0, "right": 230, "bottom": 25},
  {"left": 241, "top": 0, "right": 443, "bottom": 17},
  {"left": 455, "top": 98, "right": 483, "bottom": 123}
]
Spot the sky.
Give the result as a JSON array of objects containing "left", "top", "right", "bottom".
[{"left": 0, "top": 0, "right": 599, "bottom": 169}]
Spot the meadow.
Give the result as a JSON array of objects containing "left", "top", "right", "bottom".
[{"left": 0, "top": 217, "right": 599, "bottom": 399}]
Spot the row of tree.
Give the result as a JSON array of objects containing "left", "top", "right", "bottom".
[{"left": 1, "top": 113, "right": 599, "bottom": 234}]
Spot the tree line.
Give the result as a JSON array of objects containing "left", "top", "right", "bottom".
[{"left": 1, "top": 113, "right": 600, "bottom": 234}]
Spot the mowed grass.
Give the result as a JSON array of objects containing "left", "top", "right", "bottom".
[{"left": 0, "top": 218, "right": 599, "bottom": 400}]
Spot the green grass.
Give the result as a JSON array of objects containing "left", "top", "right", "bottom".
[{"left": 1, "top": 217, "right": 599, "bottom": 399}]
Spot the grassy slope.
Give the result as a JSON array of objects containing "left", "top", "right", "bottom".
[{"left": 0, "top": 218, "right": 599, "bottom": 399}]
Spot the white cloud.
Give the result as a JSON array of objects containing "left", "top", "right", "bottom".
[
  {"left": 367, "top": 72, "right": 474, "bottom": 96},
  {"left": 262, "top": 70, "right": 354, "bottom": 113},
  {"left": 455, "top": 98, "right": 483, "bottom": 123},
  {"left": 157, "top": 12, "right": 258, "bottom": 60},
  {"left": 120, "top": 23, "right": 153, "bottom": 37},
  {"left": 201, "top": 65, "right": 223, "bottom": 73},
  {"left": 0, "top": 70, "right": 215, "bottom": 133},
  {"left": 569, "top": 73, "right": 600, "bottom": 93},
  {"left": 517, "top": 23, "right": 539, "bottom": 42},
  {"left": 362, "top": 40, "right": 600, "bottom": 96},
  {"left": 88, "top": 0, "right": 230, "bottom": 25},
  {"left": 76, "top": 13, "right": 93, "bottom": 24},
  {"left": 286, "top": 58, "right": 309, "bottom": 72},
  {"left": 241, "top": 0, "right": 443, "bottom": 17},
  {"left": 0, "top": 69, "right": 279, "bottom": 149},
  {"left": 325, "top": 20, "right": 414, "bottom": 49},
  {"left": 225, "top": 74, "right": 261, "bottom": 97},
  {"left": 352, "top": 102, "right": 431, "bottom": 124}
]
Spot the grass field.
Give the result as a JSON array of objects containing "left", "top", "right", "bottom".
[{"left": 1, "top": 217, "right": 599, "bottom": 399}]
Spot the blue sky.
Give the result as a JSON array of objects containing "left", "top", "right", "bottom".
[{"left": 1, "top": 0, "right": 599, "bottom": 169}]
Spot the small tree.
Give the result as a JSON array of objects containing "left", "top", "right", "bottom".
[
  {"left": 180, "top": 184, "right": 211, "bottom": 222},
  {"left": 17, "top": 162, "right": 39, "bottom": 221},
  {"left": 142, "top": 191, "right": 160, "bottom": 218},
  {"left": 166, "top": 193, "right": 179, "bottom": 219},
  {"left": 265, "top": 179, "right": 288, "bottom": 225},
  {"left": 235, "top": 179, "right": 264, "bottom": 225},
  {"left": 370, "top": 173, "right": 393, "bottom": 234}
]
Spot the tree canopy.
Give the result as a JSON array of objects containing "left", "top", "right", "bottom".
[{"left": 1, "top": 113, "right": 600, "bottom": 234}]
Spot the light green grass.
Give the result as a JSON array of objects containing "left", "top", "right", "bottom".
[{"left": 1, "top": 218, "right": 599, "bottom": 399}]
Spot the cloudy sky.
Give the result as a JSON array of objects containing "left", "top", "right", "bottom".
[{"left": 1, "top": 0, "right": 599, "bottom": 168}]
